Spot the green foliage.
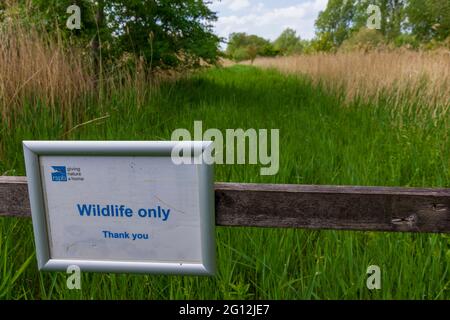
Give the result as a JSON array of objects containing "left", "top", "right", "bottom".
[
  {"left": 2, "top": 0, "right": 221, "bottom": 68},
  {"left": 393, "top": 33, "right": 420, "bottom": 49},
  {"left": 226, "top": 32, "right": 278, "bottom": 62},
  {"left": 315, "top": 0, "right": 356, "bottom": 47},
  {"left": 315, "top": 0, "right": 449, "bottom": 52},
  {"left": 14, "top": 0, "right": 99, "bottom": 42},
  {"left": 375, "top": 0, "right": 406, "bottom": 40},
  {"left": 230, "top": 47, "right": 251, "bottom": 62},
  {"left": 310, "top": 32, "right": 335, "bottom": 52},
  {"left": 420, "top": 36, "right": 450, "bottom": 50},
  {"left": 315, "top": 0, "right": 405, "bottom": 48},
  {"left": 107, "top": 0, "right": 221, "bottom": 67},
  {"left": 273, "top": 28, "right": 304, "bottom": 55},
  {"left": 406, "top": 0, "right": 450, "bottom": 41},
  {"left": 340, "top": 28, "right": 386, "bottom": 52}
]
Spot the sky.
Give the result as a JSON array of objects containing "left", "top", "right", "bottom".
[{"left": 209, "top": 0, "right": 328, "bottom": 46}]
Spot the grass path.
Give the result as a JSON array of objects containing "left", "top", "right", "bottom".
[{"left": 0, "top": 66, "right": 449, "bottom": 299}]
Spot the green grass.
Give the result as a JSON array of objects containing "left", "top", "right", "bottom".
[{"left": 0, "top": 65, "right": 449, "bottom": 299}]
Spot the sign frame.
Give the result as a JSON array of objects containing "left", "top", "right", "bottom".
[{"left": 23, "top": 140, "right": 216, "bottom": 275}]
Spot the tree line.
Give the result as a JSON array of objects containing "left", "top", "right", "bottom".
[
  {"left": 1, "top": 0, "right": 449, "bottom": 68},
  {"left": 226, "top": 29, "right": 307, "bottom": 62},
  {"left": 0, "top": 0, "right": 221, "bottom": 72},
  {"left": 227, "top": 0, "right": 450, "bottom": 61},
  {"left": 315, "top": 0, "right": 449, "bottom": 50}
]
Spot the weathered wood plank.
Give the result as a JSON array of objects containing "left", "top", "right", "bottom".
[
  {"left": 215, "top": 183, "right": 450, "bottom": 233},
  {"left": 1, "top": 177, "right": 449, "bottom": 233},
  {"left": 0, "top": 176, "right": 30, "bottom": 217}
]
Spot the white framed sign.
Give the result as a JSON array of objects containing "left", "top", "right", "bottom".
[{"left": 23, "top": 141, "right": 215, "bottom": 275}]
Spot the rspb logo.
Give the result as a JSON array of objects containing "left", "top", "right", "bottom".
[{"left": 51, "top": 166, "right": 67, "bottom": 182}]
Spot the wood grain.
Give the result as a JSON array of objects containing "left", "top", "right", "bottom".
[
  {"left": 1, "top": 177, "right": 449, "bottom": 233},
  {"left": 215, "top": 183, "right": 450, "bottom": 233},
  {"left": 0, "top": 176, "right": 29, "bottom": 217}
]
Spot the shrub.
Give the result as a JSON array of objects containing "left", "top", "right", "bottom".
[
  {"left": 394, "top": 34, "right": 420, "bottom": 49},
  {"left": 339, "top": 28, "right": 386, "bottom": 52}
]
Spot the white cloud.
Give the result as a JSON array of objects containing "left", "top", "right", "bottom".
[
  {"left": 255, "top": 2, "right": 265, "bottom": 12},
  {"left": 210, "top": 0, "right": 251, "bottom": 12},
  {"left": 212, "top": 0, "right": 328, "bottom": 44},
  {"left": 229, "top": 0, "right": 251, "bottom": 11}
]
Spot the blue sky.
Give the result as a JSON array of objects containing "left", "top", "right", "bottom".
[{"left": 208, "top": 0, "right": 328, "bottom": 44}]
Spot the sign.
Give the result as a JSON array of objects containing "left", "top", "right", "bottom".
[{"left": 23, "top": 141, "right": 215, "bottom": 275}]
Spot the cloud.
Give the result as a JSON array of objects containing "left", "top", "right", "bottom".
[
  {"left": 210, "top": 0, "right": 251, "bottom": 12},
  {"left": 212, "top": 0, "right": 328, "bottom": 43}
]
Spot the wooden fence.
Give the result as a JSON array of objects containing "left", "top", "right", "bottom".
[{"left": 1, "top": 176, "right": 449, "bottom": 233}]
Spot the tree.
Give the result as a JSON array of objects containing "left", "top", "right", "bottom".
[
  {"left": 273, "top": 28, "right": 303, "bottom": 55},
  {"left": 366, "top": 0, "right": 405, "bottom": 40},
  {"left": 247, "top": 45, "right": 258, "bottom": 64},
  {"left": 340, "top": 27, "right": 386, "bottom": 52},
  {"left": 407, "top": 0, "right": 450, "bottom": 41},
  {"left": 226, "top": 32, "right": 277, "bottom": 61},
  {"left": 108, "top": 0, "right": 221, "bottom": 67},
  {"left": 26, "top": 0, "right": 100, "bottom": 41},
  {"left": 315, "top": 0, "right": 356, "bottom": 47},
  {"left": 384, "top": 0, "right": 406, "bottom": 39},
  {"left": 315, "top": 0, "right": 407, "bottom": 49},
  {"left": 310, "top": 32, "right": 335, "bottom": 52},
  {"left": 4, "top": 0, "right": 221, "bottom": 69}
]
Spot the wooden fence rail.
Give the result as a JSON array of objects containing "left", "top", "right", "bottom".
[{"left": 1, "top": 176, "right": 449, "bottom": 233}]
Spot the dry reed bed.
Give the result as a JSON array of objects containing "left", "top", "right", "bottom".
[
  {"left": 0, "top": 23, "right": 159, "bottom": 129},
  {"left": 245, "top": 51, "right": 450, "bottom": 114},
  {"left": 0, "top": 23, "right": 92, "bottom": 126}
]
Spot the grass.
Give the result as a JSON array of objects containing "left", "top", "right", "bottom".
[{"left": 0, "top": 65, "right": 449, "bottom": 299}]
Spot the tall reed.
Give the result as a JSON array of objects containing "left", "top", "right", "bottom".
[
  {"left": 245, "top": 50, "right": 450, "bottom": 115},
  {"left": 0, "top": 22, "right": 92, "bottom": 127},
  {"left": 0, "top": 20, "right": 162, "bottom": 130}
]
